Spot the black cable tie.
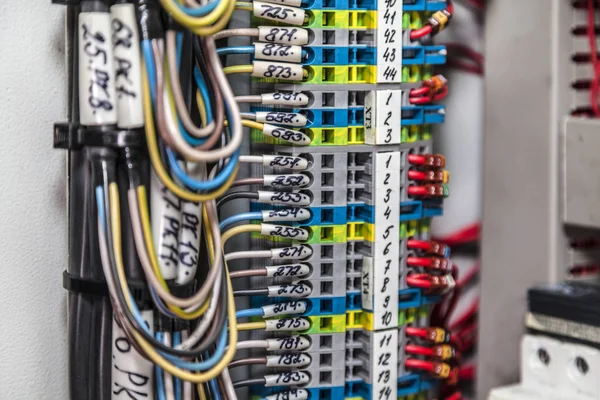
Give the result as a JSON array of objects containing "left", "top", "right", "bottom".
[
  {"left": 53, "top": 123, "right": 145, "bottom": 150},
  {"left": 63, "top": 270, "right": 153, "bottom": 308},
  {"left": 63, "top": 270, "right": 109, "bottom": 297}
]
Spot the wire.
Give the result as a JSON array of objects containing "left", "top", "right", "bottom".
[
  {"left": 217, "top": 191, "right": 259, "bottom": 208},
  {"left": 405, "top": 359, "right": 436, "bottom": 373},
  {"left": 233, "top": 378, "right": 266, "bottom": 388},
  {"left": 229, "top": 269, "right": 267, "bottom": 279},
  {"left": 233, "top": 288, "right": 269, "bottom": 297},
  {"left": 223, "top": 65, "right": 254, "bottom": 75},
  {"left": 225, "top": 250, "right": 272, "bottom": 261},
  {"left": 236, "top": 308, "right": 265, "bottom": 318},
  {"left": 228, "top": 357, "right": 267, "bottom": 368},
  {"left": 219, "top": 211, "right": 262, "bottom": 230},
  {"left": 238, "top": 321, "right": 267, "bottom": 331}
]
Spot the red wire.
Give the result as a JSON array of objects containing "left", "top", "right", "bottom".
[
  {"left": 410, "top": 87, "right": 431, "bottom": 97},
  {"left": 407, "top": 154, "right": 425, "bottom": 165},
  {"left": 405, "top": 358, "right": 436, "bottom": 373},
  {"left": 405, "top": 344, "right": 435, "bottom": 357},
  {"left": 407, "top": 186, "right": 428, "bottom": 196},
  {"left": 407, "top": 239, "right": 431, "bottom": 251},
  {"left": 588, "top": 0, "right": 600, "bottom": 116},
  {"left": 409, "top": 86, "right": 449, "bottom": 105},
  {"left": 410, "top": 25, "right": 433, "bottom": 41},
  {"left": 433, "top": 223, "right": 480, "bottom": 247},
  {"left": 459, "top": 364, "right": 476, "bottom": 381},
  {"left": 407, "top": 256, "right": 434, "bottom": 267},
  {"left": 406, "top": 275, "right": 433, "bottom": 289},
  {"left": 445, "top": 392, "right": 463, "bottom": 400}
]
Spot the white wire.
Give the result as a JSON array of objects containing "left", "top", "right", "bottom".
[
  {"left": 163, "top": 333, "right": 176, "bottom": 400},
  {"left": 220, "top": 368, "right": 238, "bottom": 399},
  {"left": 235, "top": 95, "right": 262, "bottom": 103},
  {"left": 213, "top": 28, "right": 259, "bottom": 40},
  {"left": 239, "top": 155, "right": 263, "bottom": 164},
  {"left": 236, "top": 340, "right": 269, "bottom": 350},
  {"left": 225, "top": 250, "right": 272, "bottom": 261},
  {"left": 240, "top": 112, "right": 256, "bottom": 120},
  {"left": 181, "top": 332, "right": 194, "bottom": 400}
]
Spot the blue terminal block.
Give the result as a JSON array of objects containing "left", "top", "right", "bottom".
[
  {"left": 253, "top": 385, "right": 346, "bottom": 399},
  {"left": 399, "top": 288, "right": 441, "bottom": 310},
  {"left": 423, "top": 105, "right": 446, "bottom": 125},
  {"left": 403, "top": 0, "right": 447, "bottom": 11},
  {"left": 249, "top": 203, "right": 347, "bottom": 226},
  {"left": 397, "top": 374, "right": 436, "bottom": 397},
  {"left": 303, "top": 0, "right": 350, "bottom": 9},
  {"left": 425, "top": 45, "right": 447, "bottom": 64},
  {"left": 403, "top": 46, "right": 446, "bottom": 66},
  {"left": 422, "top": 200, "right": 444, "bottom": 218},
  {"left": 359, "top": 202, "right": 425, "bottom": 224},
  {"left": 303, "top": 46, "right": 445, "bottom": 67},
  {"left": 250, "top": 296, "right": 347, "bottom": 316},
  {"left": 249, "top": 106, "right": 350, "bottom": 129},
  {"left": 346, "top": 290, "right": 361, "bottom": 311}
]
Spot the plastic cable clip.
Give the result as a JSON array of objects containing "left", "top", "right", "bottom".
[{"left": 53, "top": 122, "right": 145, "bottom": 150}]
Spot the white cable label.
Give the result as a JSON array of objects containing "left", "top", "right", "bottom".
[
  {"left": 361, "top": 256, "right": 374, "bottom": 310},
  {"left": 263, "top": 155, "right": 309, "bottom": 170},
  {"left": 371, "top": 152, "right": 400, "bottom": 330},
  {"left": 270, "top": 244, "right": 313, "bottom": 260},
  {"left": 261, "top": 92, "right": 309, "bottom": 106},
  {"left": 176, "top": 198, "right": 202, "bottom": 285},
  {"left": 262, "top": 208, "right": 311, "bottom": 222},
  {"left": 252, "top": 60, "right": 304, "bottom": 81},
  {"left": 262, "top": 124, "right": 311, "bottom": 145},
  {"left": 263, "top": 301, "right": 308, "bottom": 317},
  {"left": 258, "top": 26, "right": 309, "bottom": 45},
  {"left": 258, "top": 191, "right": 311, "bottom": 206},
  {"left": 364, "top": 90, "right": 402, "bottom": 145},
  {"left": 111, "top": 311, "right": 153, "bottom": 399},
  {"left": 265, "top": 354, "right": 311, "bottom": 368},
  {"left": 265, "top": 389, "right": 309, "bottom": 400},
  {"left": 255, "top": 43, "right": 303, "bottom": 63},
  {"left": 261, "top": 224, "right": 310, "bottom": 241},
  {"left": 265, "top": 263, "right": 311, "bottom": 278},
  {"left": 256, "top": 112, "right": 307, "bottom": 127},
  {"left": 150, "top": 172, "right": 180, "bottom": 280},
  {"left": 253, "top": 2, "right": 306, "bottom": 26},
  {"left": 376, "top": 0, "right": 402, "bottom": 82},
  {"left": 266, "top": 336, "right": 311, "bottom": 351},
  {"left": 264, "top": 372, "right": 311, "bottom": 387},
  {"left": 110, "top": 4, "right": 144, "bottom": 128},
  {"left": 267, "top": 283, "right": 312, "bottom": 298},
  {"left": 371, "top": 330, "right": 398, "bottom": 400},
  {"left": 265, "top": 317, "right": 311, "bottom": 332},
  {"left": 79, "top": 12, "right": 117, "bottom": 125},
  {"left": 264, "top": 174, "right": 311, "bottom": 188}
]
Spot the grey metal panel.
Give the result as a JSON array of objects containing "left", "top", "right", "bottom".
[
  {"left": 478, "top": 0, "right": 570, "bottom": 397},
  {"left": 563, "top": 118, "right": 600, "bottom": 229}
]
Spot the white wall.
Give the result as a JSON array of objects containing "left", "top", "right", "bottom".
[{"left": 0, "top": 2, "right": 67, "bottom": 398}]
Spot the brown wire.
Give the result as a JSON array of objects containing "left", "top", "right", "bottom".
[
  {"left": 230, "top": 177, "right": 264, "bottom": 188},
  {"left": 228, "top": 357, "right": 267, "bottom": 369},
  {"left": 229, "top": 269, "right": 267, "bottom": 279}
]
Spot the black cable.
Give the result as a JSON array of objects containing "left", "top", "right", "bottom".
[
  {"left": 216, "top": 191, "right": 259, "bottom": 209},
  {"left": 232, "top": 378, "right": 266, "bottom": 388},
  {"left": 233, "top": 288, "right": 269, "bottom": 297}
]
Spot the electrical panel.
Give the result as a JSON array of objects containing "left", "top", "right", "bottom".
[{"left": 50, "top": 0, "right": 457, "bottom": 399}]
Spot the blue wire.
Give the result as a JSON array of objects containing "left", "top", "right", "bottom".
[
  {"left": 236, "top": 308, "right": 264, "bottom": 319},
  {"left": 166, "top": 149, "right": 240, "bottom": 191},
  {"left": 209, "top": 375, "right": 222, "bottom": 400},
  {"left": 95, "top": 187, "right": 106, "bottom": 232},
  {"left": 219, "top": 212, "right": 263, "bottom": 230},
  {"left": 216, "top": 46, "right": 255, "bottom": 56},
  {"left": 156, "top": 332, "right": 167, "bottom": 400},
  {"left": 150, "top": 286, "right": 179, "bottom": 318},
  {"left": 176, "top": 0, "right": 220, "bottom": 16},
  {"left": 173, "top": 332, "right": 182, "bottom": 400},
  {"left": 142, "top": 40, "right": 157, "bottom": 103},
  {"left": 176, "top": 33, "right": 184, "bottom": 73},
  {"left": 193, "top": 67, "right": 214, "bottom": 124}
]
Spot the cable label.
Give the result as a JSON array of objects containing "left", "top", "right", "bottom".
[
  {"left": 252, "top": 61, "right": 305, "bottom": 81},
  {"left": 261, "top": 224, "right": 310, "bottom": 240},
  {"left": 263, "top": 155, "right": 308, "bottom": 170},
  {"left": 111, "top": 311, "right": 153, "bottom": 399},
  {"left": 267, "top": 283, "right": 312, "bottom": 297},
  {"left": 79, "top": 12, "right": 118, "bottom": 125},
  {"left": 258, "top": 191, "right": 311, "bottom": 206},
  {"left": 265, "top": 263, "right": 311, "bottom": 278},
  {"left": 261, "top": 92, "right": 309, "bottom": 106},
  {"left": 253, "top": 2, "right": 306, "bottom": 26},
  {"left": 266, "top": 336, "right": 311, "bottom": 351},
  {"left": 258, "top": 27, "right": 309, "bottom": 45},
  {"left": 265, "top": 317, "right": 310, "bottom": 331},
  {"left": 264, "top": 174, "right": 311, "bottom": 188},
  {"left": 266, "top": 353, "right": 311, "bottom": 367},
  {"left": 263, "top": 301, "right": 308, "bottom": 317},
  {"left": 254, "top": 43, "right": 303, "bottom": 63},
  {"left": 176, "top": 198, "right": 202, "bottom": 285},
  {"left": 262, "top": 208, "right": 311, "bottom": 222},
  {"left": 264, "top": 372, "right": 311, "bottom": 387},
  {"left": 110, "top": 4, "right": 144, "bottom": 128},
  {"left": 256, "top": 112, "right": 307, "bottom": 127},
  {"left": 270, "top": 244, "right": 313, "bottom": 260},
  {"left": 265, "top": 389, "right": 309, "bottom": 400},
  {"left": 262, "top": 124, "right": 311, "bottom": 145},
  {"left": 376, "top": 0, "right": 402, "bottom": 82}
]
